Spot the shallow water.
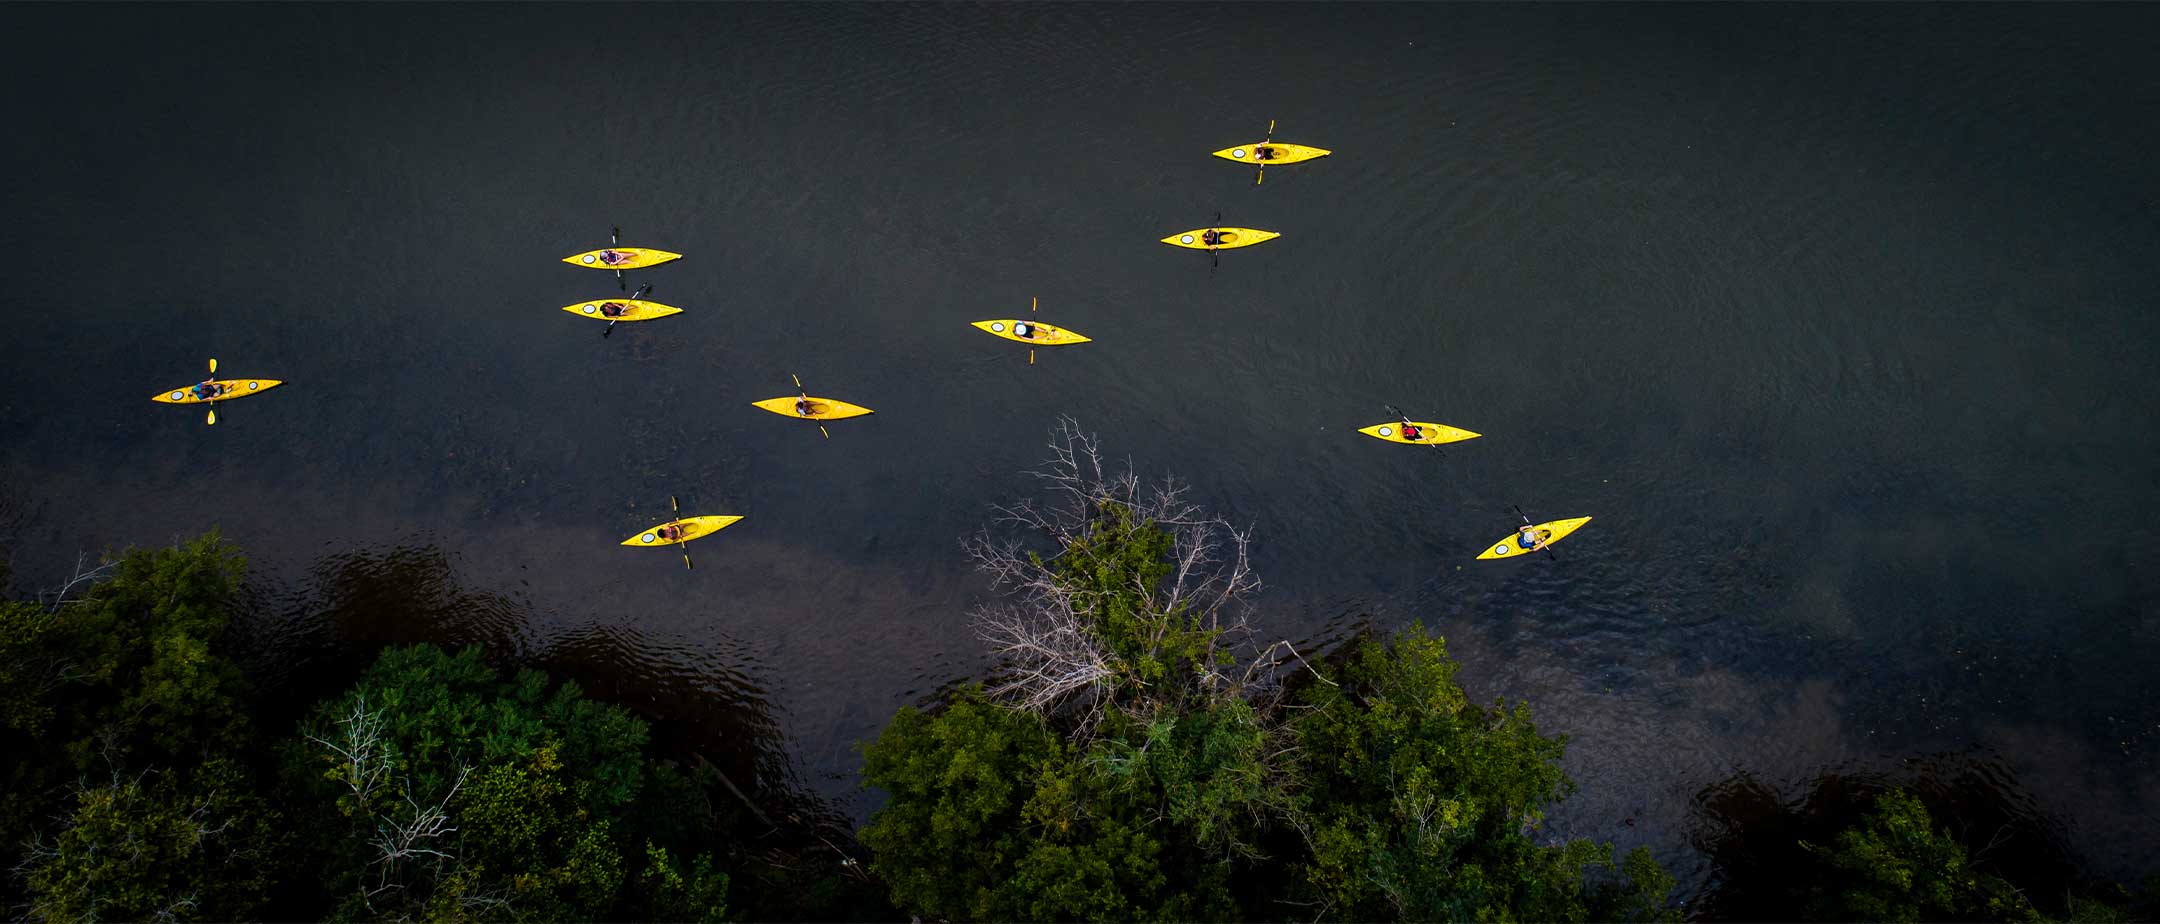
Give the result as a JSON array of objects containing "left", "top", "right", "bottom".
[{"left": 2, "top": 2, "right": 2156, "bottom": 895}]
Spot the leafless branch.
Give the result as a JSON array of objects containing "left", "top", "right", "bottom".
[
  {"left": 307, "top": 696, "right": 391, "bottom": 814},
  {"left": 365, "top": 765, "right": 469, "bottom": 901},
  {"left": 964, "top": 418, "right": 1311, "bottom": 728},
  {"left": 40, "top": 552, "right": 116, "bottom": 612}
]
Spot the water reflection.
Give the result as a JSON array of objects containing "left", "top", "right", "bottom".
[
  {"left": 1688, "top": 753, "right": 2083, "bottom": 921},
  {"left": 233, "top": 540, "right": 836, "bottom": 839}
]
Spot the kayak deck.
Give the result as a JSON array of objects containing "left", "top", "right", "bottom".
[
  {"left": 561, "top": 299, "right": 683, "bottom": 322},
  {"left": 972, "top": 320, "right": 1091, "bottom": 345},
  {"left": 1161, "top": 228, "right": 1280, "bottom": 250},
  {"left": 621, "top": 514, "right": 743, "bottom": 547},
  {"left": 151, "top": 379, "right": 284, "bottom": 405},
  {"left": 752, "top": 396, "right": 875, "bottom": 421},
  {"left": 563, "top": 248, "right": 683, "bottom": 270},
  {"left": 1211, "top": 142, "right": 1331, "bottom": 165},
  {"left": 1359, "top": 422, "right": 1481, "bottom": 446},
  {"left": 1477, "top": 517, "right": 1593, "bottom": 560}
]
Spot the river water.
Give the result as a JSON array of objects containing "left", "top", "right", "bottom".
[{"left": 2, "top": 2, "right": 2155, "bottom": 898}]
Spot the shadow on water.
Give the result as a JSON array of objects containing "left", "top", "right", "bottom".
[
  {"left": 228, "top": 539, "right": 856, "bottom": 859},
  {"left": 1688, "top": 752, "right": 2091, "bottom": 921}
]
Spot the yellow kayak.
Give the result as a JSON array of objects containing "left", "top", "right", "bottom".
[
  {"left": 563, "top": 248, "right": 683, "bottom": 270},
  {"left": 620, "top": 515, "right": 743, "bottom": 547},
  {"left": 1358, "top": 422, "right": 1481, "bottom": 445},
  {"left": 1161, "top": 228, "right": 1280, "bottom": 250},
  {"left": 151, "top": 379, "right": 283, "bottom": 405},
  {"left": 1477, "top": 517, "right": 1593, "bottom": 560},
  {"left": 1211, "top": 141, "right": 1331, "bottom": 165},
  {"left": 751, "top": 396, "right": 875, "bottom": 421},
  {"left": 560, "top": 299, "right": 682, "bottom": 322},
  {"left": 971, "top": 320, "right": 1090, "bottom": 345}
]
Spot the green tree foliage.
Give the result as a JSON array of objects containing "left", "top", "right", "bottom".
[
  {"left": 861, "top": 691, "right": 1233, "bottom": 922},
  {"left": 638, "top": 842, "right": 731, "bottom": 924},
  {"left": 289, "top": 644, "right": 728, "bottom": 921},
  {"left": 2, "top": 535, "right": 282, "bottom": 922},
  {"left": 1800, "top": 789, "right": 2040, "bottom": 922},
  {"left": 24, "top": 757, "right": 280, "bottom": 923},
  {"left": 2, "top": 538, "right": 250, "bottom": 825},
  {"left": 861, "top": 422, "right": 1678, "bottom": 922},
  {"left": 1289, "top": 626, "right": 1674, "bottom": 922}
]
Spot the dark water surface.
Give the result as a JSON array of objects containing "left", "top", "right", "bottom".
[{"left": 4, "top": 2, "right": 2157, "bottom": 895}]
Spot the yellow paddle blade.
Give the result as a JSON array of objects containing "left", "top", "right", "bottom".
[
  {"left": 209, "top": 357, "right": 217, "bottom": 374},
  {"left": 792, "top": 373, "right": 803, "bottom": 389},
  {"left": 206, "top": 408, "right": 217, "bottom": 426}
]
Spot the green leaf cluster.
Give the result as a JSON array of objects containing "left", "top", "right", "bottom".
[
  {"left": 288, "top": 644, "right": 729, "bottom": 922},
  {"left": 862, "top": 502, "right": 1678, "bottom": 922},
  {"left": 0, "top": 535, "right": 282, "bottom": 922},
  {"left": 1290, "top": 626, "right": 1674, "bottom": 922},
  {"left": 1799, "top": 789, "right": 2040, "bottom": 923},
  {"left": 24, "top": 756, "right": 281, "bottom": 923},
  {"left": 0, "top": 534, "right": 759, "bottom": 922},
  {"left": 1052, "top": 501, "right": 1224, "bottom": 695},
  {"left": 861, "top": 693, "right": 1233, "bottom": 922}
]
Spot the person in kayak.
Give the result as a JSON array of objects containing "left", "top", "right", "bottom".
[
  {"left": 191, "top": 380, "right": 224, "bottom": 401},
  {"left": 656, "top": 523, "right": 685, "bottom": 542},
  {"left": 1400, "top": 423, "right": 1423, "bottom": 440},
  {"left": 795, "top": 394, "right": 816, "bottom": 417},
  {"left": 1013, "top": 321, "right": 1036, "bottom": 339},
  {"left": 600, "top": 301, "right": 631, "bottom": 318},
  {"left": 1517, "top": 524, "right": 1549, "bottom": 551},
  {"left": 1254, "top": 145, "right": 1277, "bottom": 161},
  {"left": 599, "top": 249, "right": 635, "bottom": 266},
  {"left": 1201, "top": 229, "right": 1225, "bottom": 246}
]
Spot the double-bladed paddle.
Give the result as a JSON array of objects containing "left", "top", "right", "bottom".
[
  {"left": 604, "top": 283, "right": 652, "bottom": 338},
  {"left": 1384, "top": 403, "right": 1444, "bottom": 459},
  {"left": 1512, "top": 504, "right": 1559, "bottom": 561},
  {"left": 671, "top": 494, "right": 693, "bottom": 571},
  {"left": 793, "top": 373, "right": 829, "bottom": 439}
]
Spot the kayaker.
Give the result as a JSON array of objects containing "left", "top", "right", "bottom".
[
  {"left": 795, "top": 394, "right": 815, "bottom": 417},
  {"left": 1201, "top": 229, "right": 1224, "bottom": 246},
  {"left": 599, "top": 249, "right": 634, "bottom": 266},
  {"left": 600, "top": 301, "right": 630, "bottom": 318},
  {"left": 656, "top": 523, "right": 684, "bottom": 542},
  {"left": 1517, "top": 524, "right": 1549, "bottom": 551},
  {"left": 191, "top": 380, "right": 223, "bottom": 401},
  {"left": 1013, "top": 321, "right": 1036, "bottom": 339},
  {"left": 1254, "top": 145, "right": 1276, "bottom": 161},
  {"left": 1400, "top": 423, "right": 1424, "bottom": 441}
]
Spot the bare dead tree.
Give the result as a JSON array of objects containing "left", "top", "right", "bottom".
[
  {"left": 39, "top": 552, "right": 116, "bottom": 612},
  {"left": 307, "top": 695, "right": 392, "bottom": 815},
  {"left": 365, "top": 764, "right": 470, "bottom": 904},
  {"left": 965, "top": 418, "right": 1299, "bottom": 725}
]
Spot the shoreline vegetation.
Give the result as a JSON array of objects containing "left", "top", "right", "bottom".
[{"left": 2, "top": 422, "right": 2150, "bottom": 922}]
